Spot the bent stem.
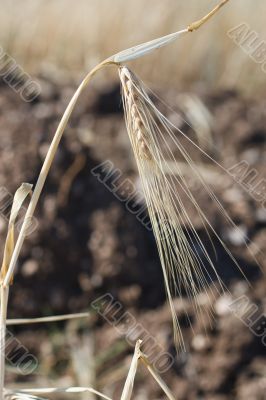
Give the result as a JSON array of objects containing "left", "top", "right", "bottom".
[
  {"left": 3, "top": 59, "right": 115, "bottom": 288},
  {"left": 2, "top": 0, "right": 231, "bottom": 291},
  {"left": 0, "top": 59, "right": 116, "bottom": 400},
  {"left": 0, "top": 286, "right": 9, "bottom": 400},
  {"left": 188, "top": 0, "right": 230, "bottom": 32}
]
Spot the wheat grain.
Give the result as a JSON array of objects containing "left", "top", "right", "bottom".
[{"left": 120, "top": 68, "right": 152, "bottom": 161}]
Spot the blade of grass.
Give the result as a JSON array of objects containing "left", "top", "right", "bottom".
[
  {"left": 1, "top": 183, "right": 32, "bottom": 282},
  {"left": 5, "top": 393, "right": 47, "bottom": 400},
  {"left": 0, "top": 184, "right": 32, "bottom": 400},
  {"left": 0, "top": 287, "right": 9, "bottom": 400},
  {"left": 6, "top": 312, "right": 90, "bottom": 326},
  {"left": 140, "top": 353, "right": 176, "bottom": 400},
  {"left": 120, "top": 340, "right": 142, "bottom": 400},
  {"left": 113, "top": 29, "right": 188, "bottom": 63},
  {"left": 13, "top": 387, "right": 112, "bottom": 400}
]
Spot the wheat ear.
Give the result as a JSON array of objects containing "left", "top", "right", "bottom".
[{"left": 120, "top": 68, "right": 152, "bottom": 161}]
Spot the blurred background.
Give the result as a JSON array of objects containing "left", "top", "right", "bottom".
[
  {"left": 1, "top": 0, "right": 266, "bottom": 93},
  {"left": 0, "top": 0, "right": 266, "bottom": 399}
]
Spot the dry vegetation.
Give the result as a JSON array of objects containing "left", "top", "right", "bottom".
[{"left": 0, "top": 1, "right": 266, "bottom": 399}]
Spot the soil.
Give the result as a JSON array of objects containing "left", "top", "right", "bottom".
[{"left": 0, "top": 73, "right": 265, "bottom": 399}]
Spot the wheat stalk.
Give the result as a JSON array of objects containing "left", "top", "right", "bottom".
[
  {"left": 0, "top": 2, "right": 230, "bottom": 398},
  {"left": 1, "top": 0, "right": 230, "bottom": 286}
]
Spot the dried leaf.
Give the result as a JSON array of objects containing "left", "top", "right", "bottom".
[{"left": 1, "top": 183, "right": 32, "bottom": 283}]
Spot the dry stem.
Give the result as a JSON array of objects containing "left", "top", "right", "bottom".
[
  {"left": 0, "top": 286, "right": 9, "bottom": 400},
  {"left": 188, "top": 0, "right": 230, "bottom": 32},
  {"left": 3, "top": 59, "right": 115, "bottom": 288}
]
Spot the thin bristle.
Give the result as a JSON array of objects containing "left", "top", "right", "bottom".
[{"left": 119, "top": 66, "right": 252, "bottom": 350}]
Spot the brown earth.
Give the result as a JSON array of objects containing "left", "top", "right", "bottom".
[{"left": 0, "top": 72, "right": 265, "bottom": 399}]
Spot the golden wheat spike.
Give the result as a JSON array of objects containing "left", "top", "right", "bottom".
[{"left": 119, "top": 66, "right": 255, "bottom": 350}]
